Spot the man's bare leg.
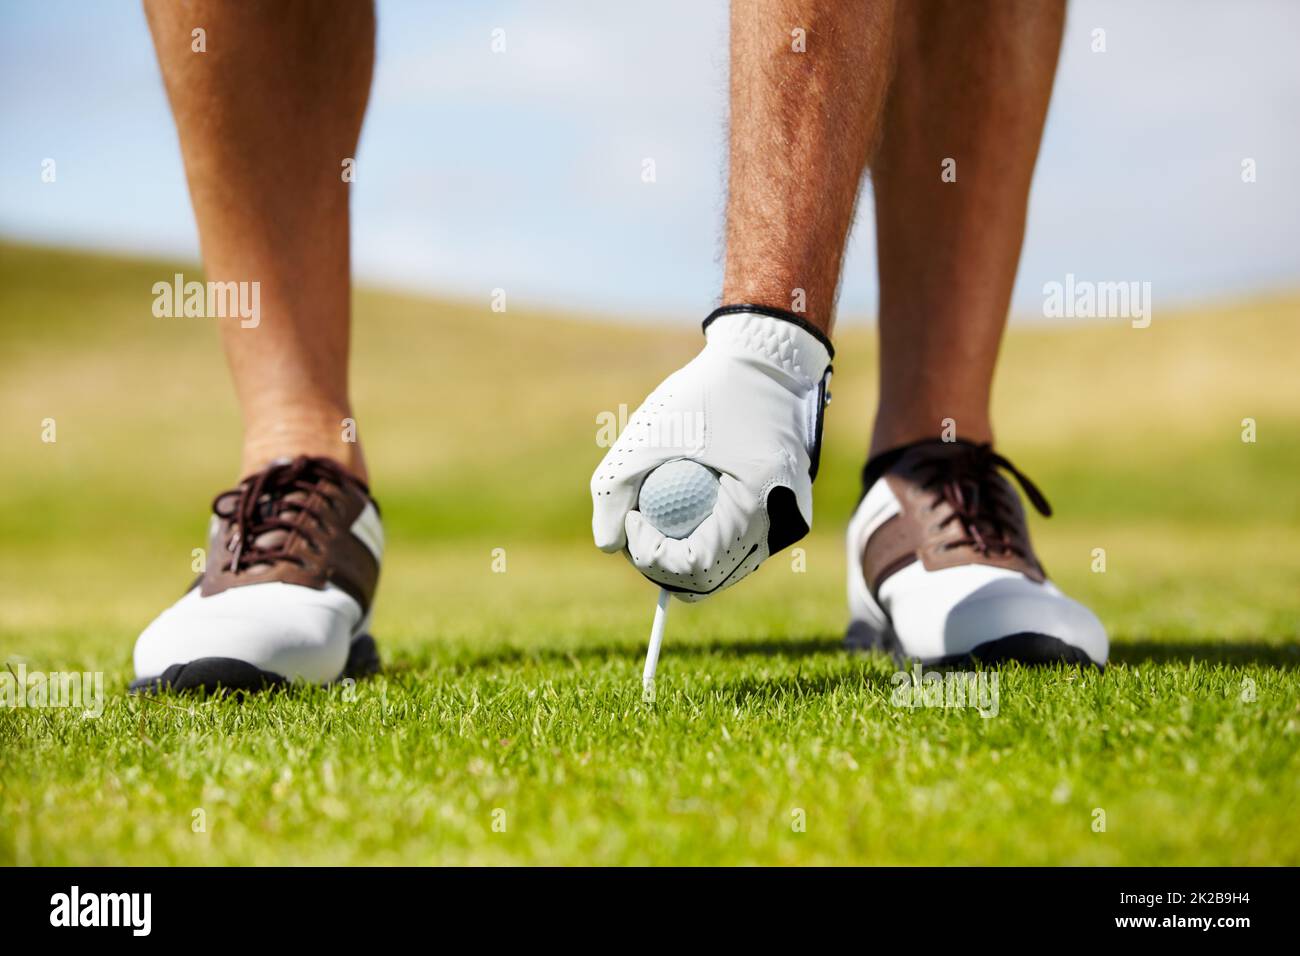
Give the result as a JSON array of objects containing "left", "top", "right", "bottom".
[
  {"left": 870, "top": 0, "right": 1065, "bottom": 453},
  {"left": 133, "top": 1, "right": 385, "bottom": 693},
  {"left": 144, "top": 0, "right": 374, "bottom": 481},
  {"left": 722, "top": 0, "right": 896, "bottom": 333},
  {"left": 714, "top": 0, "right": 1106, "bottom": 667}
]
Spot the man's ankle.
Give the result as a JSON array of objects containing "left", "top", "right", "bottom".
[
  {"left": 240, "top": 435, "right": 368, "bottom": 485},
  {"left": 869, "top": 414, "right": 993, "bottom": 458}
]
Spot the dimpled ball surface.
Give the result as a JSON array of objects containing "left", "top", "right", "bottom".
[{"left": 637, "top": 459, "right": 720, "bottom": 539}]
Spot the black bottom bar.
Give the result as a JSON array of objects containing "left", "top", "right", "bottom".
[{"left": 2, "top": 867, "right": 1291, "bottom": 940}]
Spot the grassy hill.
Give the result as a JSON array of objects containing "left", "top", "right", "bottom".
[{"left": 1, "top": 241, "right": 1297, "bottom": 865}]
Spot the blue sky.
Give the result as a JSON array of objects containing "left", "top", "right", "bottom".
[{"left": 2, "top": 0, "right": 1297, "bottom": 323}]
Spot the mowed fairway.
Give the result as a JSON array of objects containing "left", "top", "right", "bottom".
[{"left": 1, "top": 243, "right": 1298, "bottom": 866}]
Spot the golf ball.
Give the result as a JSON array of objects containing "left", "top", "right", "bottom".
[{"left": 638, "top": 459, "right": 720, "bottom": 539}]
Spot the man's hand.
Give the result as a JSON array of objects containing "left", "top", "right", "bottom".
[{"left": 591, "top": 306, "right": 832, "bottom": 601}]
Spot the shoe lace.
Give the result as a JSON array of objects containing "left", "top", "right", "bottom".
[
  {"left": 218, "top": 456, "right": 340, "bottom": 573},
  {"left": 918, "top": 443, "right": 1052, "bottom": 559}
]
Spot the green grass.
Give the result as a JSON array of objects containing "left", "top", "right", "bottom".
[{"left": 1, "top": 242, "right": 1298, "bottom": 865}]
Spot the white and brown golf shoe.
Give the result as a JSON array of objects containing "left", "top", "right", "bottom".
[
  {"left": 132, "top": 455, "right": 383, "bottom": 692},
  {"left": 845, "top": 439, "right": 1107, "bottom": 667}
]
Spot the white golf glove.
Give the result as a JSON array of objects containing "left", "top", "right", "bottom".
[{"left": 591, "top": 306, "right": 833, "bottom": 601}]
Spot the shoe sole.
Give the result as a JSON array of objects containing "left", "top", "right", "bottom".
[
  {"left": 844, "top": 620, "right": 1101, "bottom": 670},
  {"left": 129, "top": 633, "right": 381, "bottom": 694}
]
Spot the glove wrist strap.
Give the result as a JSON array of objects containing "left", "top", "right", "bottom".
[{"left": 703, "top": 304, "right": 835, "bottom": 359}]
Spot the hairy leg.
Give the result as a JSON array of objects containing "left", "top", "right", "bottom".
[
  {"left": 722, "top": 0, "right": 897, "bottom": 334},
  {"left": 144, "top": 0, "right": 375, "bottom": 480},
  {"left": 870, "top": 0, "right": 1065, "bottom": 452}
]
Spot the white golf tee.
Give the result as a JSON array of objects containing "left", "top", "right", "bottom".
[{"left": 642, "top": 588, "right": 671, "bottom": 695}]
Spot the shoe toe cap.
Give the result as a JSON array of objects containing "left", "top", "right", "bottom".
[
  {"left": 945, "top": 579, "right": 1108, "bottom": 665},
  {"left": 133, "top": 582, "right": 360, "bottom": 685},
  {"left": 883, "top": 565, "right": 1108, "bottom": 665}
]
